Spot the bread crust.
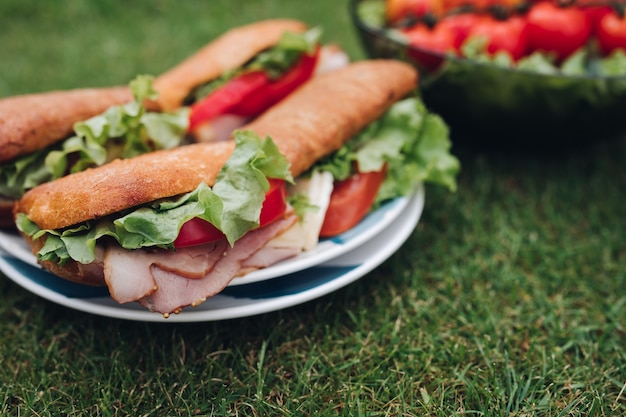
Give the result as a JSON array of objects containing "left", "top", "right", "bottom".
[
  {"left": 20, "top": 233, "right": 106, "bottom": 285},
  {"left": 17, "top": 141, "right": 236, "bottom": 231},
  {"left": 152, "top": 19, "right": 308, "bottom": 111},
  {"left": 17, "top": 60, "right": 418, "bottom": 231},
  {"left": 0, "top": 87, "right": 133, "bottom": 163},
  {"left": 242, "top": 60, "right": 418, "bottom": 176}
]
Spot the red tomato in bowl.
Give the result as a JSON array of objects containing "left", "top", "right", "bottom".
[
  {"left": 466, "top": 15, "right": 528, "bottom": 60},
  {"left": 596, "top": 10, "right": 626, "bottom": 55},
  {"left": 437, "top": 13, "right": 487, "bottom": 50},
  {"left": 403, "top": 23, "right": 457, "bottom": 70},
  {"left": 386, "top": 0, "right": 445, "bottom": 24},
  {"left": 525, "top": 1, "right": 592, "bottom": 62},
  {"left": 581, "top": 5, "right": 613, "bottom": 33}
]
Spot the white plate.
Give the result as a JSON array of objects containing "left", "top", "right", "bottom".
[
  {"left": 0, "top": 187, "right": 424, "bottom": 322},
  {"left": 0, "top": 186, "right": 415, "bottom": 286}
]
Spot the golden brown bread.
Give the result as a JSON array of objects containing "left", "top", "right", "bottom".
[
  {"left": 17, "top": 60, "right": 418, "bottom": 231},
  {"left": 241, "top": 60, "right": 418, "bottom": 176},
  {"left": 0, "top": 87, "right": 133, "bottom": 163},
  {"left": 0, "top": 20, "right": 304, "bottom": 164},
  {"left": 152, "top": 19, "right": 308, "bottom": 111},
  {"left": 17, "top": 141, "right": 235, "bottom": 231}
]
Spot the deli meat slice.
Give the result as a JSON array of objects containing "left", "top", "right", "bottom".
[
  {"left": 104, "top": 247, "right": 160, "bottom": 304},
  {"left": 239, "top": 246, "right": 301, "bottom": 272},
  {"left": 138, "top": 213, "right": 298, "bottom": 315},
  {"left": 104, "top": 241, "right": 228, "bottom": 304}
]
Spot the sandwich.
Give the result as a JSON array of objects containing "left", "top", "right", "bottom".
[
  {"left": 0, "top": 19, "right": 345, "bottom": 228},
  {"left": 0, "top": 85, "right": 134, "bottom": 227},
  {"left": 15, "top": 60, "right": 460, "bottom": 317},
  {"left": 0, "top": 77, "right": 188, "bottom": 228},
  {"left": 151, "top": 19, "right": 348, "bottom": 142}
]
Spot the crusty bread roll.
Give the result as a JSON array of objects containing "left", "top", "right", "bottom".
[
  {"left": 0, "top": 87, "right": 133, "bottom": 164},
  {"left": 242, "top": 59, "right": 418, "bottom": 176},
  {"left": 152, "top": 19, "right": 308, "bottom": 111},
  {"left": 0, "top": 19, "right": 307, "bottom": 165},
  {"left": 17, "top": 60, "right": 418, "bottom": 232},
  {"left": 2, "top": 19, "right": 313, "bottom": 230}
]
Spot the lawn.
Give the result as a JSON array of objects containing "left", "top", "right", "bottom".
[{"left": 1, "top": 0, "right": 624, "bottom": 416}]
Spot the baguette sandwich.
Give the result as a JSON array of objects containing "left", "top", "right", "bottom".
[
  {"left": 15, "top": 60, "right": 460, "bottom": 317},
  {"left": 152, "top": 19, "right": 348, "bottom": 142},
  {"left": 0, "top": 19, "right": 346, "bottom": 228},
  {"left": 0, "top": 86, "right": 134, "bottom": 227},
  {"left": 0, "top": 76, "right": 188, "bottom": 228}
]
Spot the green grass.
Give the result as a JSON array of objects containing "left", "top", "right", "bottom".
[{"left": 1, "top": 1, "right": 625, "bottom": 415}]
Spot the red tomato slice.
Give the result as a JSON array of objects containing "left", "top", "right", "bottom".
[
  {"left": 437, "top": 13, "right": 487, "bottom": 50},
  {"left": 229, "top": 48, "right": 320, "bottom": 117},
  {"left": 597, "top": 10, "right": 626, "bottom": 56},
  {"left": 174, "top": 179, "right": 287, "bottom": 248},
  {"left": 188, "top": 71, "right": 267, "bottom": 132},
  {"left": 174, "top": 217, "right": 225, "bottom": 248},
  {"left": 526, "top": 1, "right": 592, "bottom": 62},
  {"left": 319, "top": 168, "right": 387, "bottom": 238},
  {"left": 258, "top": 178, "right": 288, "bottom": 226},
  {"left": 188, "top": 49, "right": 319, "bottom": 132}
]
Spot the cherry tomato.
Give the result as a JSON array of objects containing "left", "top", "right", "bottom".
[
  {"left": 319, "top": 168, "right": 386, "bottom": 238},
  {"left": 597, "top": 10, "right": 626, "bottom": 55},
  {"left": 188, "top": 50, "right": 319, "bottom": 132},
  {"left": 581, "top": 5, "right": 613, "bottom": 33},
  {"left": 174, "top": 179, "right": 287, "bottom": 248},
  {"left": 525, "top": 1, "right": 592, "bottom": 62},
  {"left": 462, "top": 0, "right": 526, "bottom": 11},
  {"left": 404, "top": 23, "right": 457, "bottom": 70},
  {"left": 437, "top": 13, "right": 487, "bottom": 50},
  {"left": 386, "top": 0, "right": 445, "bottom": 24},
  {"left": 466, "top": 15, "right": 528, "bottom": 60}
]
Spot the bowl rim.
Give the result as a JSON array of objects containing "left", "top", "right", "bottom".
[{"left": 348, "top": 0, "right": 626, "bottom": 82}]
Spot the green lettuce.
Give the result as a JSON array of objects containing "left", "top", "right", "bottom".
[
  {"left": 313, "top": 97, "right": 460, "bottom": 205},
  {"left": 17, "top": 131, "right": 293, "bottom": 264},
  {"left": 17, "top": 98, "right": 460, "bottom": 266},
  {"left": 0, "top": 75, "right": 189, "bottom": 200}
]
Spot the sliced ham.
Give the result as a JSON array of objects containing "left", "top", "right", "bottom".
[
  {"left": 191, "top": 45, "right": 349, "bottom": 144},
  {"left": 102, "top": 212, "right": 298, "bottom": 315},
  {"left": 138, "top": 213, "right": 298, "bottom": 315},
  {"left": 192, "top": 114, "right": 250, "bottom": 143},
  {"left": 315, "top": 45, "right": 350, "bottom": 75},
  {"left": 153, "top": 242, "right": 227, "bottom": 279},
  {"left": 239, "top": 245, "right": 301, "bottom": 273},
  {"left": 104, "top": 246, "right": 159, "bottom": 304}
]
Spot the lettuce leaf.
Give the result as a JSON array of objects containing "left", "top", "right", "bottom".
[
  {"left": 18, "top": 98, "right": 460, "bottom": 266},
  {"left": 313, "top": 97, "right": 460, "bottom": 206},
  {"left": 0, "top": 75, "right": 189, "bottom": 200},
  {"left": 17, "top": 131, "right": 293, "bottom": 264}
]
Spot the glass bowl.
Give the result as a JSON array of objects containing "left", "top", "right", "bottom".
[{"left": 349, "top": 0, "right": 626, "bottom": 146}]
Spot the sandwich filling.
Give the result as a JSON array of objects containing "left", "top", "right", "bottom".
[
  {"left": 17, "top": 97, "right": 460, "bottom": 316},
  {"left": 0, "top": 76, "right": 189, "bottom": 202},
  {"left": 186, "top": 28, "right": 349, "bottom": 142}
]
